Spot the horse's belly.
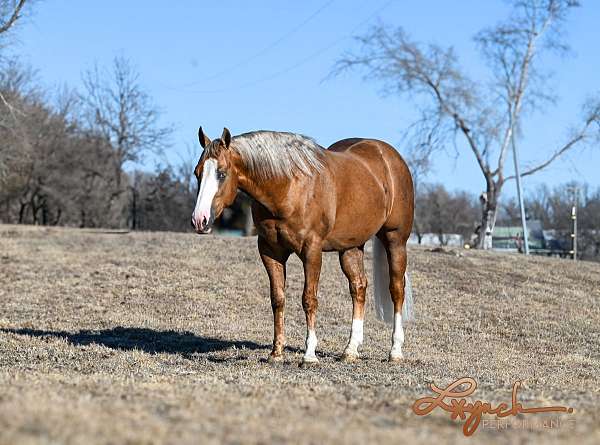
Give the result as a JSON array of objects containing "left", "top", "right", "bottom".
[
  {"left": 323, "top": 174, "right": 387, "bottom": 250},
  {"left": 324, "top": 217, "right": 383, "bottom": 250}
]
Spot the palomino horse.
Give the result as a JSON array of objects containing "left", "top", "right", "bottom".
[{"left": 191, "top": 127, "right": 414, "bottom": 365}]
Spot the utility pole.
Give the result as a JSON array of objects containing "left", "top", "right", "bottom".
[
  {"left": 511, "top": 135, "right": 529, "bottom": 255},
  {"left": 569, "top": 187, "right": 578, "bottom": 261}
]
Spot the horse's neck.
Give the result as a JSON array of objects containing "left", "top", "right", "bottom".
[{"left": 237, "top": 173, "right": 290, "bottom": 217}]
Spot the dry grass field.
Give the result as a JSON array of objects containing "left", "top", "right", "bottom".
[{"left": 0, "top": 224, "right": 599, "bottom": 445}]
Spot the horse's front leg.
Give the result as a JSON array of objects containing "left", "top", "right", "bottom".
[
  {"left": 339, "top": 247, "right": 367, "bottom": 361},
  {"left": 258, "top": 237, "right": 290, "bottom": 362},
  {"left": 300, "top": 243, "right": 322, "bottom": 366}
]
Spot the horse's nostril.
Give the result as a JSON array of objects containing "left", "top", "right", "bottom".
[{"left": 202, "top": 216, "right": 208, "bottom": 228}]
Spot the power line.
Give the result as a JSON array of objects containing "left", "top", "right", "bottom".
[
  {"left": 178, "top": 0, "right": 336, "bottom": 87},
  {"left": 172, "top": 0, "right": 396, "bottom": 95}
]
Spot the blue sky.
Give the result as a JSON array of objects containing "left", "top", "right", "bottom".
[{"left": 12, "top": 0, "right": 600, "bottom": 197}]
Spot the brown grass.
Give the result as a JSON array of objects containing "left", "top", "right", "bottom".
[{"left": 0, "top": 224, "right": 598, "bottom": 445}]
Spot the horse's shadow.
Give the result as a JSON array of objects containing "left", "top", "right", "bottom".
[{"left": 1, "top": 326, "right": 270, "bottom": 358}]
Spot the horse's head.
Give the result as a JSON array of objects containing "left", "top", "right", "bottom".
[{"left": 191, "top": 126, "right": 239, "bottom": 234}]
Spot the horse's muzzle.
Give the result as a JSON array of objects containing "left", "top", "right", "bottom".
[{"left": 191, "top": 213, "right": 213, "bottom": 234}]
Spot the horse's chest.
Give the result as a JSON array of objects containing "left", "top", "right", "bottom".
[{"left": 255, "top": 219, "right": 305, "bottom": 252}]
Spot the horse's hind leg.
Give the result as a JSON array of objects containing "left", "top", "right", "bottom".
[
  {"left": 380, "top": 231, "right": 408, "bottom": 362},
  {"left": 258, "top": 237, "right": 290, "bottom": 362},
  {"left": 339, "top": 246, "right": 367, "bottom": 361}
]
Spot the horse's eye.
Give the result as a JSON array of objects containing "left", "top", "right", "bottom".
[{"left": 217, "top": 170, "right": 226, "bottom": 181}]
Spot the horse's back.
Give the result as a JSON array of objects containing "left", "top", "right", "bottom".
[
  {"left": 327, "top": 138, "right": 365, "bottom": 152},
  {"left": 325, "top": 138, "right": 414, "bottom": 239},
  {"left": 326, "top": 137, "right": 411, "bottom": 183},
  {"left": 327, "top": 138, "right": 407, "bottom": 170}
]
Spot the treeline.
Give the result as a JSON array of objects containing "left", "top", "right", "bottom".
[
  {"left": 0, "top": 55, "right": 259, "bottom": 233},
  {"left": 414, "top": 181, "right": 600, "bottom": 261},
  {"left": 413, "top": 184, "right": 479, "bottom": 244},
  {"left": 1, "top": 56, "right": 598, "bottom": 258},
  {"left": 0, "top": 56, "right": 196, "bottom": 231},
  {"left": 501, "top": 183, "right": 600, "bottom": 260}
]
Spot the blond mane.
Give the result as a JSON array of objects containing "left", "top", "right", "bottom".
[{"left": 231, "top": 131, "right": 325, "bottom": 179}]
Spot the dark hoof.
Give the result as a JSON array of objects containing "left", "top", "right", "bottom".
[
  {"left": 267, "top": 354, "right": 284, "bottom": 364},
  {"left": 339, "top": 352, "right": 359, "bottom": 363},
  {"left": 298, "top": 357, "right": 319, "bottom": 369}
]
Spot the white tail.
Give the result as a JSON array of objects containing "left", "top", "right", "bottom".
[{"left": 372, "top": 236, "right": 414, "bottom": 325}]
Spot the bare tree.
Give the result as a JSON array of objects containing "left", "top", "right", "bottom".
[
  {"left": 0, "top": 59, "right": 37, "bottom": 190},
  {"left": 333, "top": 0, "right": 600, "bottom": 248},
  {"left": 81, "top": 56, "right": 172, "bottom": 190},
  {"left": 0, "top": 0, "right": 31, "bottom": 183},
  {"left": 0, "top": 54, "right": 189, "bottom": 230},
  {"left": 415, "top": 183, "right": 479, "bottom": 245},
  {"left": 0, "top": 0, "right": 27, "bottom": 35},
  {"left": 405, "top": 146, "right": 432, "bottom": 243},
  {"left": 0, "top": 0, "right": 29, "bottom": 104}
]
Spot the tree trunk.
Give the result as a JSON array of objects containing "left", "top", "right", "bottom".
[
  {"left": 3, "top": 199, "right": 9, "bottom": 223},
  {"left": 412, "top": 219, "right": 423, "bottom": 244},
  {"left": 41, "top": 200, "right": 48, "bottom": 225},
  {"left": 31, "top": 195, "right": 40, "bottom": 225},
  {"left": 52, "top": 208, "right": 62, "bottom": 225},
  {"left": 477, "top": 181, "right": 501, "bottom": 250},
  {"left": 478, "top": 204, "right": 497, "bottom": 249},
  {"left": 114, "top": 160, "right": 122, "bottom": 191},
  {"left": 18, "top": 201, "right": 27, "bottom": 224},
  {"left": 130, "top": 186, "right": 137, "bottom": 230}
]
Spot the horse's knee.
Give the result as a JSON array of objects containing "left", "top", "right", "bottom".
[
  {"left": 302, "top": 294, "right": 318, "bottom": 313},
  {"left": 270, "top": 291, "right": 285, "bottom": 310}
]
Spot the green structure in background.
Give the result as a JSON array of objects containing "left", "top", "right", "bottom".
[
  {"left": 492, "top": 226, "right": 541, "bottom": 250},
  {"left": 492, "top": 220, "right": 569, "bottom": 256}
]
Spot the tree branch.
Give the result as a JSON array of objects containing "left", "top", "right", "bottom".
[
  {"left": 506, "top": 94, "right": 600, "bottom": 181},
  {"left": 452, "top": 112, "right": 490, "bottom": 175},
  {"left": 505, "top": 133, "right": 585, "bottom": 181},
  {"left": 0, "top": 0, "right": 27, "bottom": 34}
]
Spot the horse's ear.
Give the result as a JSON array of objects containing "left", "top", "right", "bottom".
[
  {"left": 221, "top": 127, "right": 231, "bottom": 149},
  {"left": 198, "top": 126, "right": 211, "bottom": 149}
]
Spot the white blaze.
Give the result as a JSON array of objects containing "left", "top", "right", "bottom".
[{"left": 193, "top": 159, "right": 219, "bottom": 227}]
